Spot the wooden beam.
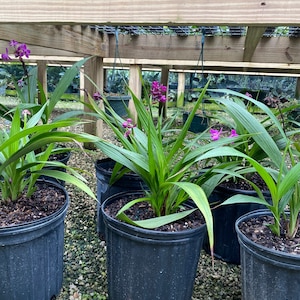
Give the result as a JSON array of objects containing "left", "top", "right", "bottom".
[
  {"left": 1, "top": 1, "right": 300, "bottom": 25},
  {"left": 0, "top": 25, "right": 107, "bottom": 56},
  {"left": 177, "top": 73, "right": 186, "bottom": 107},
  {"left": 104, "top": 58, "right": 300, "bottom": 71},
  {"left": 112, "top": 35, "right": 244, "bottom": 62},
  {"left": 112, "top": 35, "right": 300, "bottom": 65},
  {"left": 243, "top": 26, "right": 267, "bottom": 62},
  {"left": 1, "top": 34, "right": 299, "bottom": 66},
  {"left": 84, "top": 56, "right": 104, "bottom": 147},
  {"left": 128, "top": 65, "right": 142, "bottom": 122}
]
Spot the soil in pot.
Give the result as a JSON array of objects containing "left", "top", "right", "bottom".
[
  {"left": 238, "top": 213, "right": 300, "bottom": 255},
  {"left": 0, "top": 181, "right": 66, "bottom": 226},
  {"left": 105, "top": 192, "right": 205, "bottom": 231}
]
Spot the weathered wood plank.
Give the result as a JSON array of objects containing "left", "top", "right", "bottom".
[
  {"left": 0, "top": 25, "right": 107, "bottom": 56},
  {"left": 0, "top": 1, "right": 300, "bottom": 25},
  {"left": 111, "top": 35, "right": 244, "bottom": 62},
  {"left": 243, "top": 26, "right": 268, "bottom": 61},
  {"left": 111, "top": 35, "right": 300, "bottom": 64},
  {"left": 103, "top": 57, "right": 300, "bottom": 73}
]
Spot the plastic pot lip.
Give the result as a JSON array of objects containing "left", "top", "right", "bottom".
[
  {"left": 101, "top": 190, "right": 206, "bottom": 238},
  {"left": 235, "top": 209, "right": 300, "bottom": 260},
  {"left": 215, "top": 184, "right": 271, "bottom": 197},
  {"left": 0, "top": 179, "right": 69, "bottom": 233},
  {"left": 95, "top": 158, "right": 141, "bottom": 180},
  {"left": 95, "top": 157, "right": 115, "bottom": 174},
  {"left": 106, "top": 95, "right": 131, "bottom": 101}
]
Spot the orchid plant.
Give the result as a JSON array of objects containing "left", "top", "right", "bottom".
[
  {"left": 0, "top": 40, "right": 97, "bottom": 203},
  {"left": 0, "top": 103, "right": 96, "bottom": 202},
  {"left": 86, "top": 81, "right": 244, "bottom": 252},
  {"left": 194, "top": 90, "right": 300, "bottom": 239}
]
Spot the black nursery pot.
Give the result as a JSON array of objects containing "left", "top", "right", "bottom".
[
  {"left": 102, "top": 191, "right": 207, "bottom": 300},
  {"left": 236, "top": 209, "right": 300, "bottom": 300},
  {"left": 95, "top": 158, "right": 146, "bottom": 238},
  {"left": 106, "top": 95, "right": 130, "bottom": 117},
  {"left": 0, "top": 180, "right": 69, "bottom": 300},
  {"left": 203, "top": 184, "right": 271, "bottom": 265},
  {"left": 40, "top": 149, "right": 71, "bottom": 186},
  {"left": 182, "top": 112, "right": 209, "bottom": 133}
]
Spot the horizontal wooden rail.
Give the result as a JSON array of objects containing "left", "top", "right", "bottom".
[{"left": 0, "top": 1, "right": 300, "bottom": 25}]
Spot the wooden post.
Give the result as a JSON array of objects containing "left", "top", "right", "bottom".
[
  {"left": 37, "top": 61, "right": 47, "bottom": 103},
  {"left": 128, "top": 64, "right": 142, "bottom": 122},
  {"left": 84, "top": 56, "right": 104, "bottom": 149},
  {"left": 79, "top": 67, "right": 84, "bottom": 100},
  {"left": 177, "top": 72, "right": 185, "bottom": 107}
]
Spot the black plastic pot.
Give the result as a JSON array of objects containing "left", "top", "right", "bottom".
[
  {"left": 182, "top": 112, "right": 209, "bottom": 133},
  {"left": 40, "top": 149, "right": 71, "bottom": 186},
  {"left": 0, "top": 181, "right": 69, "bottom": 300},
  {"left": 236, "top": 209, "right": 300, "bottom": 300},
  {"left": 95, "top": 158, "right": 146, "bottom": 238},
  {"left": 106, "top": 95, "right": 130, "bottom": 117},
  {"left": 203, "top": 185, "right": 271, "bottom": 264},
  {"left": 102, "top": 191, "right": 207, "bottom": 300}
]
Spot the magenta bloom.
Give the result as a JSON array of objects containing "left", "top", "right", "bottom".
[
  {"left": 122, "top": 118, "right": 136, "bottom": 137},
  {"left": 124, "top": 129, "right": 132, "bottom": 138},
  {"left": 229, "top": 129, "right": 238, "bottom": 138},
  {"left": 151, "top": 81, "right": 167, "bottom": 103},
  {"left": 15, "top": 43, "right": 31, "bottom": 59},
  {"left": 93, "top": 91, "right": 102, "bottom": 101},
  {"left": 210, "top": 128, "right": 222, "bottom": 141},
  {"left": 2, "top": 40, "right": 31, "bottom": 61},
  {"left": 1, "top": 48, "right": 11, "bottom": 61},
  {"left": 245, "top": 92, "right": 253, "bottom": 98},
  {"left": 9, "top": 40, "right": 19, "bottom": 47},
  {"left": 122, "top": 118, "right": 134, "bottom": 128}
]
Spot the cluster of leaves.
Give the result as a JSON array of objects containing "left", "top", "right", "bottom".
[
  {"left": 201, "top": 90, "right": 300, "bottom": 238},
  {"left": 0, "top": 41, "right": 97, "bottom": 202},
  {"left": 86, "top": 80, "right": 247, "bottom": 252},
  {"left": 0, "top": 104, "right": 96, "bottom": 202}
]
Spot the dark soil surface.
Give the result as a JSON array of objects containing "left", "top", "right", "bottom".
[
  {"left": 0, "top": 181, "right": 66, "bottom": 227},
  {"left": 104, "top": 193, "right": 205, "bottom": 232},
  {"left": 239, "top": 214, "right": 300, "bottom": 255},
  {"left": 220, "top": 172, "right": 269, "bottom": 191}
]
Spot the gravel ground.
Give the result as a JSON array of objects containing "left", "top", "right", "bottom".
[{"left": 56, "top": 124, "right": 242, "bottom": 300}]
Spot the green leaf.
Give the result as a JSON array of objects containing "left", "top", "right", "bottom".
[
  {"left": 35, "top": 169, "right": 96, "bottom": 200},
  {"left": 214, "top": 96, "right": 284, "bottom": 169},
  {"left": 222, "top": 194, "right": 270, "bottom": 207},
  {"left": 117, "top": 208, "right": 197, "bottom": 228},
  {"left": 47, "top": 57, "right": 91, "bottom": 119}
]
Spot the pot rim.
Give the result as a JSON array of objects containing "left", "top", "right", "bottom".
[
  {"left": 235, "top": 209, "right": 300, "bottom": 261},
  {"left": 0, "top": 180, "right": 69, "bottom": 233},
  {"left": 101, "top": 190, "right": 206, "bottom": 239}
]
